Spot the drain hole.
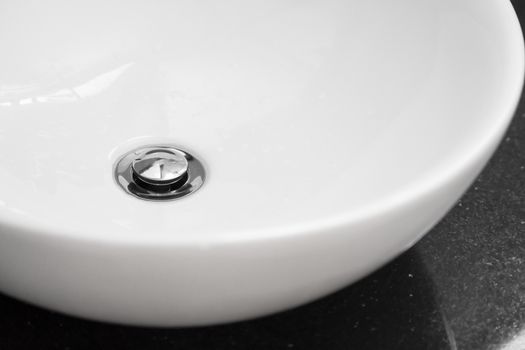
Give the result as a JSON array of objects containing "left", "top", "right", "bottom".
[
  {"left": 114, "top": 145, "right": 205, "bottom": 201},
  {"left": 132, "top": 171, "right": 189, "bottom": 193}
]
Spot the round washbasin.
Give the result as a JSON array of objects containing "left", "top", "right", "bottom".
[{"left": 0, "top": 0, "right": 522, "bottom": 326}]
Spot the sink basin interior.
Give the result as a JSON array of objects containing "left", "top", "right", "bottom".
[{"left": 0, "top": 0, "right": 522, "bottom": 242}]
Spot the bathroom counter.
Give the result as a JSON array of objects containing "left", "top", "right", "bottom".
[{"left": 1, "top": 1, "right": 524, "bottom": 349}]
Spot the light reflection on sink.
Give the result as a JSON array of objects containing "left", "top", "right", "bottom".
[{"left": 0, "top": 63, "right": 134, "bottom": 106}]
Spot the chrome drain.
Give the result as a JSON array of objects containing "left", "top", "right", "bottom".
[{"left": 114, "top": 145, "right": 205, "bottom": 201}]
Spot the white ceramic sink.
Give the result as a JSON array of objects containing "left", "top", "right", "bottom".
[{"left": 0, "top": 0, "right": 522, "bottom": 326}]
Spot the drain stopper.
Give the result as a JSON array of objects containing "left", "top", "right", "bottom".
[
  {"left": 132, "top": 149, "right": 189, "bottom": 191},
  {"left": 114, "top": 145, "right": 205, "bottom": 201}
]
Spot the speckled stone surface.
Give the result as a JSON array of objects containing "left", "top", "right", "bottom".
[{"left": 1, "top": 2, "right": 524, "bottom": 349}]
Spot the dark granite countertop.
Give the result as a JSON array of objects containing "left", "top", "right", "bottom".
[{"left": 1, "top": 2, "right": 525, "bottom": 349}]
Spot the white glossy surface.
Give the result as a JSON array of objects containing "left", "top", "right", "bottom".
[{"left": 0, "top": 0, "right": 522, "bottom": 325}]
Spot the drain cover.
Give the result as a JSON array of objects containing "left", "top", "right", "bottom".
[{"left": 114, "top": 145, "right": 205, "bottom": 201}]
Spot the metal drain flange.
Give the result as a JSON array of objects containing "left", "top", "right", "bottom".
[{"left": 114, "top": 145, "right": 205, "bottom": 201}]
